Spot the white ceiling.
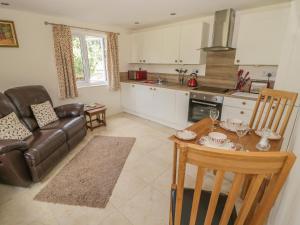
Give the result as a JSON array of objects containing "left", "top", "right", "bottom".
[{"left": 1, "top": 0, "right": 289, "bottom": 29}]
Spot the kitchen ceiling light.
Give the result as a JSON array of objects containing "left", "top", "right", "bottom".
[
  {"left": 0, "top": 2, "right": 10, "bottom": 6},
  {"left": 170, "top": 12, "right": 176, "bottom": 16}
]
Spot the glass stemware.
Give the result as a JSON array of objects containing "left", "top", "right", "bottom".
[
  {"left": 235, "top": 123, "right": 249, "bottom": 151},
  {"left": 209, "top": 109, "right": 220, "bottom": 131}
]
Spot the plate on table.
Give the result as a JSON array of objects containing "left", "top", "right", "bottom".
[
  {"left": 255, "top": 130, "right": 281, "bottom": 140},
  {"left": 198, "top": 136, "right": 236, "bottom": 151},
  {"left": 175, "top": 130, "right": 197, "bottom": 141},
  {"left": 219, "top": 118, "right": 244, "bottom": 132},
  {"left": 220, "top": 121, "right": 236, "bottom": 132}
]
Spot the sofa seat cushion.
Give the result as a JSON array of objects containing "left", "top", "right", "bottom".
[
  {"left": 24, "top": 129, "right": 66, "bottom": 166},
  {"left": 41, "top": 116, "right": 86, "bottom": 139}
]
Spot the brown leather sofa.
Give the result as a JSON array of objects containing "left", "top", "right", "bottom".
[{"left": 0, "top": 85, "right": 87, "bottom": 187}]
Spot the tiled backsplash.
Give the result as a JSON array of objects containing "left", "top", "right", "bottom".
[
  {"left": 238, "top": 65, "right": 277, "bottom": 81},
  {"left": 122, "top": 65, "right": 278, "bottom": 86}
]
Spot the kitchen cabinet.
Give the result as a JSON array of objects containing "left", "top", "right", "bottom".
[
  {"left": 235, "top": 7, "right": 289, "bottom": 65},
  {"left": 121, "top": 82, "right": 188, "bottom": 129},
  {"left": 142, "top": 29, "right": 164, "bottom": 64},
  {"left": 153, "top": 87, "right": 176, "bottom": 124},
  {"left": 175, "top": 91, "right": 190, "bottom": 129},
  {"left": 121, "top": 83, "right": 137, "bottom": 112},
  {"left": 179, "top": 22, "right": 208, "bottom": 65},
  {"left": 222, "top": 97, "right": 256, "bottom": 122},
  {"left": 135, "top": 85, "right": 154, "bottom": 116},
  {"left": 221, "top": 106, "right": 253, "bottom": 123},
  {"left": 161, "top": 26, "right": 181, "bottom": 64},
  {"left": 130, "top": 32, "right": 144, "bottom": 63},
  {"left": 129, "top": 21, "right": 209, "bottom": 65}
]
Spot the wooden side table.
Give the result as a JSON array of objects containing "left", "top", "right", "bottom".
[{"left": 84, "top": 104, "right": 107, "bottom": 131}]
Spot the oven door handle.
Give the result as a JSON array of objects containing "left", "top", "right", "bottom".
[{"left": 191, "top": 100, "right": 217, "bottom": 107}]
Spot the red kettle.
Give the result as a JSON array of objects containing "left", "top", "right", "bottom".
[{"left": 187, "top": 73, "right": 198, "bottom": 87}]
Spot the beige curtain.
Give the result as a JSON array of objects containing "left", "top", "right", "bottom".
[
  {"left": 52, "top": 25, "right": 78, "bottom": 99},
  {"left": 106, "top": 32, "right": 120, "bottom": 91}
]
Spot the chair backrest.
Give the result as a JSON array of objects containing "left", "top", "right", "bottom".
[
  {"left": 174, "top": 143, "right": 296, "bottom": 225},
  {"left": 249, "top": 88, "right": 298, "bottom": 136}
]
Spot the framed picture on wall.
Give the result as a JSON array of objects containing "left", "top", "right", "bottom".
[{"left": 0, "top": 20, "right": 19, "bottom": 47}]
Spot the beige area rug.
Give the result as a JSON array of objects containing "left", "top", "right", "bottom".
[{"left": 34, "top": 135, "right": 136, "bottom": 208}]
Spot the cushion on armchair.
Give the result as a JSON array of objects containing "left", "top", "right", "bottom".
[
  {"left": 31, "top": 101, "right": 59, "bottom": 128},
  {"left": 0, "top": 112, "right": 32, "bottom": 140}
]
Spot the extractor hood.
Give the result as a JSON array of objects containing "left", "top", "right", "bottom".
[{"left": 203, "top": 9, "right": 236, "bottom": 51}]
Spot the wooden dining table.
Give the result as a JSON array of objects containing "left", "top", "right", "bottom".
[{"left": 168, "top": 117, "right": 283, "bottom": 198}]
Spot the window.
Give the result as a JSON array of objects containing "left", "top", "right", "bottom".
[{"left": 72, "top": 31, "right": 107, "bottom": 86}]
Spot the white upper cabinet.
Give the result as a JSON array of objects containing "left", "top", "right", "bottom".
[
  {"left": 130, "top": 32, "right": 144, "bottom": 63},
  {"left": 143, "top": 29, "right": 164, "bottom": 64},
  {"left": 235, "top": 7, "right": 289, "bottom": 65},
  {"left": 161, "top": 26, "right": 181, "bottom": 64},
  {"left": 179, "top": 22, "right": 209, "bottom": 65},
  {"left": 129, "top": 21, "right": 209, "bottom": 65}
]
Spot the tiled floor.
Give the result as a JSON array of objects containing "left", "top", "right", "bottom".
[{"left": 0, "top": 113, "right": 231, "bottom": 225}]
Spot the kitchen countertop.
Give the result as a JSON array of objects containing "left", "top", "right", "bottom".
[{"left": 121, "top": 80, "right": 259, "bottom": 101}]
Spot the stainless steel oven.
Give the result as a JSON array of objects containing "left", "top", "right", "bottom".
[{"left": 188, "top": 92, "right": 224, "bottom": 122}]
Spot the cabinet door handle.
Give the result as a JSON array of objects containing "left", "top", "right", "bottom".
[
  {"left": 185, "top": 93, "right": 188, "bottom": 96},
  {"left": 132, "top": 85, "right": 135, "bottom": 87},
  {"left": 149, "top": 87, "right": 152, "bottom": 90},
  {"left": 143, "top": 60, "right": 146, "bottom": 63},
  {"left": 240, "top": 111, "right": 244, "bottom": 115},
  {"left": 236, "top": 59, "right": 240, "bottom": 63},
  {"left": 242, "top": 101, "right": 246, "bottom": 105},
  {"left": 175, "top": 60, "right": 178, "bottom": 63},
  {"left": 153, "top": 88, "right": 156, "bottom": 91},
  {"left": 179, "top": 60, "right": 183, "bottom": 63}
]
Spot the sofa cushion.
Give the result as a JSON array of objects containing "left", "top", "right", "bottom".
[
  {"left": 0, "top": 112, "right": 32, "bottom": 140},
  {"left": 41, "top": 116, "right": 86, "bottom": 139},
  {"left": 24, "top": 129, "right": 66, "bottom": 166},
  {"left": 31, "top": 101, "right": 59, "bottom": 128},
  {"left": 5, "top": 86, "right": 53, "bottom": 131}
]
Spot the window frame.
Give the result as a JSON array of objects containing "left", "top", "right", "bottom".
[{"left": 71, "top": 29, "right": 108, "bottom": 87}]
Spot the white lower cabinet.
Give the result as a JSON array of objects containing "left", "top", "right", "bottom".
[
  {"left": 135, "top": 85, "right": 154, "bottom": 116},
  {"left": 120, "top": 83, "right": 137, "bottom": 112},
  {"left": 221, "top": 106, "right": 253, "bottom": 123},
  {"left": 121, "top": 83, "right": 189, "bottom": 129},
  {"left": 222, "top": 97, "right": 256, "bottom": 123},
  {"left": 175, "top": 91, "right": 190, "bottom": 129},
  {"left": 153, "top": 88, "right": 176, "bottom": 124}
]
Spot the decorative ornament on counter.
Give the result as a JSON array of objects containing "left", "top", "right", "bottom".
[
  {"left": 176, "top": 68, "right": 188, "bottom": 86},
  {"left": 236, "top": 69, "right": 251, "bottom": 91}
]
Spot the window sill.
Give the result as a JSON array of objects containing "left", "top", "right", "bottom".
[{"left": 77, "top": 82, "right": 108, "bottom": 89}]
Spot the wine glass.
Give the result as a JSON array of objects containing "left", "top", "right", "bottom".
[
  {"left": 235, "top": 123, "right": 249, "bottom": 151},
  {"left": 209, "top": 109, "right": 219, "bottom": 131}
]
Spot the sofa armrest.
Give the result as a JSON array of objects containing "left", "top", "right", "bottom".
[
  {"left": 54, "top": 103, "right": 84, "bottom": 118},
  {"left": 0, "top": 139, "right": 29, "bottom": 154}
]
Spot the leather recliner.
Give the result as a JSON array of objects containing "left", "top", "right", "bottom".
[{"left": 0, "top": 86, "right": 87, "bottom": 186}]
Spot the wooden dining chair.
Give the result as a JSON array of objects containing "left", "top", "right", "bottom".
[
  {"left": 170, "top": 143, "right": 296, "bottom": 225},
  {"left": 249, "top": 88, "right": 298, "bottom": 136}
]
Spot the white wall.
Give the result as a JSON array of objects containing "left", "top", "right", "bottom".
[
  {"left": 268, "top": 1, "right": 300, "bottom": 225},
  {"left": 0, "top": 8, "right": 131, "bottom": 116}
]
